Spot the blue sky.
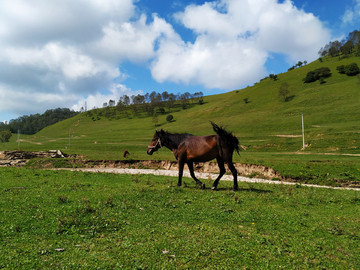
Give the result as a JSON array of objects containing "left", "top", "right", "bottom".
[{"left": 1, "top": 0, "right": 359, "bottom": 122}]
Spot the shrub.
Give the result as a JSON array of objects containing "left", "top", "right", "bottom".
[
  {"left": 345, "top": 63, "right": 360, "bottom": 76},
  {"left": 303, "top": 71, "right": 317, "bottom": 83},
  {"left": 337, "top": 63, "right": 360, "bottom": 76},
  {"left": 336, "top": 65, "right": 345, "bottom": 74},
  {"left": 303, "top": 67, "right": 331, "bottom": 83},
  {"left": 166, "top": 115, "right": 174, "bottom": 123}
]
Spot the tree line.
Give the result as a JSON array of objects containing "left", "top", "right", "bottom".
[
  {"left": 0, "top": 108, "right": 79, "bottom": 135},
  {"left": 318, "top": 29, "right": 360, "bottom": 59},
  {"left": 85, "top": 91, "right": 204, "bottom": 120}
]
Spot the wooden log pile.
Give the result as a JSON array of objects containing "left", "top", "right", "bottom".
[{"left": 0, "top": 150, "right": 67, "bottom": 167}]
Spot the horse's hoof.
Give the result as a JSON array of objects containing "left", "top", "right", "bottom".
[
  {"left": 201, "top": 183, "right": 205, "bottom": 189},
  {"left": 233, "top": 187, "right": 239, "bottom": 191},
  {"left": 211, "top": 186, "right": 217, "bottom": 190}
]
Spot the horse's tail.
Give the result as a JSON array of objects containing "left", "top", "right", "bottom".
[{"left": 210, "top": 121, "right": 240, "bottom": 155}]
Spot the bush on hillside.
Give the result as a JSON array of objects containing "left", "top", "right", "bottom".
[
  {"left": 345, "top": 63, "right": 360, "bottom": 76},
  {"left": 166, "top": 114, "right": 174, "bottom": 123},
  {"left": 303, "top": 67, "right": 331, "bottom": 83},
  {"left": 337, "top": 63, "right": 360, "bottom": 76},
  {"left": 336, "top": 65, "right": 346, "bottom": 74}
]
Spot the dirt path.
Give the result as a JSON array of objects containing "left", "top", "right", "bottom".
[{"left": 51, "top": 168, "right": 360, "bottom": 191}]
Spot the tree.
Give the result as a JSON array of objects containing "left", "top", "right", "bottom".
[
  {"left": 193, "top": 92, "right": 204, "bottom": 104},
  {"left": 0, "top": 130, "right": 12, "bottom": 143},
  {"left": 152, "top": 111, "right": 158, "bottom": 127},
  {"left": 116, "top": 99, "right": 125, "bottom": 114},
  {"left": 167, "top": 93, "right": 176, "bottom": 112},
  {"left": 4, "top": 108, "right": 78, "bottom": 135},
  {"left": 340, "top": 40, "right": 353, "bottom": 56},
  {"left": 166, "top": 114, "right": 174, "bottom": 123},
  {"left": 179, "top": 94, "right": 188, "bottom": 109},
  {"left": 297, "top": 61, "right": 303, "bottom": 68},
  {"left": 279, "top": 82, "right": 290, "bottom": 102},
  {"left": 347, "top": 30, "right": 360, "bottom": 46},
  {"left": 109, "top": 99, "right": 115, "bottom": 107},
  {"left": 269, "top": 74, "right": 278, "bottom": 80},
  {"left": 122, "top": 95, "right": 130, "bottom": 106},
  {"left": 161, "top": 91, "right": 169, "bottom": 102},
  {"left": 328, "top": 40, "right": 341, "bottom": 57}
]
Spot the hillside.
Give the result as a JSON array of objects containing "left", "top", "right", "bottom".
[
  {"left": 6, "top": 55, "right": 358, "bottom": 151},
  {"left": 2, "top": 55, "right": 360, "bottom": 185}
]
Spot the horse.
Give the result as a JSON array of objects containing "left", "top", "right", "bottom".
[
  {"left": 147, "top": 122, "right": 240, "bottom": 191},
  {"left": 123, "top": 150, "right": 130, "bottom": 158}
]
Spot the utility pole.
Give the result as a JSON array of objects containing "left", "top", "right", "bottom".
[
  {"left": 17, "top": 130, "right": 21, "bottom": 147},
  {"left": 302, "top": 114, "right": 305, "bottom": 149}
]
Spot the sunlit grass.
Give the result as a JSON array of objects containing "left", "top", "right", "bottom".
[{"left": 1, "top": 168, "right": 360, "bottom": 269}]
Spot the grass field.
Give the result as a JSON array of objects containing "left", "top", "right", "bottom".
[{"left": 1, "top": 168, "right": 360, "bottom": 269}]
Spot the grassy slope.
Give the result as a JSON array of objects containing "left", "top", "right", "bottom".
[{"left": 3, "top": 56, "right": 360, "bottom": 184}]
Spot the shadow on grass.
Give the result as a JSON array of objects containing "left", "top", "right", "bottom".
[
  {"left": 206, "top": 187, "right": 273, "bottom": 193},
  {"left": 239, "top": 187, "right": 273, "bottom": 193}
]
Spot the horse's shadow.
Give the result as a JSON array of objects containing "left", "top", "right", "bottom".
[{"left": 203, "top": 186, "right": 273, "bottom": 193}]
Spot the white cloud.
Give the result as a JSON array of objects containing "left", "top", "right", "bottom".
[
  {"left": 0, "top": 0, "right": 171, "bottom": 119},
  {"left": 341, "top": 0, "right": 360, "bottom": 24},
  {"left": 71, "top": 83, "right": 143, "bottom": 111},
  {"left": 5, "top": 43, "right": 120, "bottom": 80},
  {"left": 0, "top": 0, "right": 332, "bottom": 120},
  {"left": 95, "top": 14, "right": 178, "bottom": 63},
  {"left": 151, "top": 0, "right": 330, "bottom": 89}
]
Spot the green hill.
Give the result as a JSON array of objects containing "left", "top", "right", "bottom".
[{"left": 3, "top": 55, "right": 360, "bottom": 185}]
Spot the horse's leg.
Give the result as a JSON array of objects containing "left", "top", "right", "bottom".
[
  {"left": 226, "top": 160, "right": 238, "bottom": 191},
  {"left": 212, "top": 157, "right": 226, "bottom": 190},
  {"left": 187, "top": 162, "right": 205, "bottom": 189},
  {"left": 177, "top": 160, "right": 184, "bottom": 187}
]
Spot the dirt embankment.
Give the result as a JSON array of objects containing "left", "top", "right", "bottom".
[
  {"left": 0, "top": 150, "right": 281, "bottom": 180},
  {"left": 66, "top": 159, "right": 283, "bottom": 180}
]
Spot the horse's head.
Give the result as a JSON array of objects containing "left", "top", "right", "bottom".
[{"left": 147, "top": 130, "right": 164, "bottom": 155}]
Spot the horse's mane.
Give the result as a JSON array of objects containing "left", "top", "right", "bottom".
[{"left": 160, "top": 130, "right": 193, "bottom": 147}]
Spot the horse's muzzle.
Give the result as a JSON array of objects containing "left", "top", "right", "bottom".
[{"left": 147, "top": 148, "right": 154, "bottom": 155}]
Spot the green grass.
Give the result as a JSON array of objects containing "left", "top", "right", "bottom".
[
  {"left": 1, "top": 168, "right": 360, "bottom": 269},
  {"left": 2, "top": 55, "right": 360, "bottom": 184}
]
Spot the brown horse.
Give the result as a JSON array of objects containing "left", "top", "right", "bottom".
[
  {"left": 123, "top": 150, "right": 130, "bottom": 158},
  {"left": 147, "top": 122, "right": 240, "bottom": 191}
]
